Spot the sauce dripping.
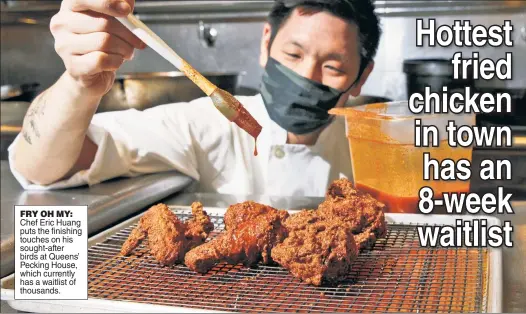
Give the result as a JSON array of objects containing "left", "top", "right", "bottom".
[
  {"left": 231, "top": 104, "right": 262, "bottom": 157},
  {"left": 253, "top": 137, "right": 258, "bottom": 156},
  {"left": 208, "top": 87, "right": 262, "bottom": 155}
]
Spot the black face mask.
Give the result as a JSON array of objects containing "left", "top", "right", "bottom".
[{"left": 260, "top": 57, "right": 349, "bottom": 135}]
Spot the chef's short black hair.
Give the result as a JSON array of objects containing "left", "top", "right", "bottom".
[{"left": 268, "top": 0, "right": 381, "bottom": 81}]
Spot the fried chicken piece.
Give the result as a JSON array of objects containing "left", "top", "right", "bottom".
[
  {"left": 271, "top": 210, "right": 359, "bottom": 286},
  {"left": 319, "top": 178, "right": 387, "bottom": 249},
  {"left": 326, "top": 178, "right": 364, "bottom": 200},
  {"left": 120, "top": 202, "right": 213, "bottom": 265},
  {"left": 224, "top": 201, "right": 276, "bottom": 230},
  {"left": 185, "top": 202, "right": 289, "bottom": 273},
  {"left": 120, "top": 203, "right": 186, "bottom": 265},
  {"left": 120, "top": 226, "right": 147, "bottom": 256},
  {"left": 281, "top": 209, "right": 322, "bottom": 231},
  {"left": 270, "top": 179, "right": 386, "bottom": 286},
  {"left": 185, "top": 202, "right": 215, "bottom": 249}
]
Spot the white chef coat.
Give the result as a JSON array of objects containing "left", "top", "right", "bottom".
[{"left": 8, "top": 94, "right": 353, "bottom": 197}]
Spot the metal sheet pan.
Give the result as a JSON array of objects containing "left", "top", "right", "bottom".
[{"left": 1, "top": 207, "right": 502, "bottom": 313}]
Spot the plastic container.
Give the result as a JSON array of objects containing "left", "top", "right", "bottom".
[{"left": 330, "top": 101, "right": 475, "bottom": 213}]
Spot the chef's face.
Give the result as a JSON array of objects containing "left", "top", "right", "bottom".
[{"left": 260, "top": 7, "right": 374, "bottom": 107}]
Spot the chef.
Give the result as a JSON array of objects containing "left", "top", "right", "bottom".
[{"left": 9, "top": 0, "right": 381, "bottom": 197}]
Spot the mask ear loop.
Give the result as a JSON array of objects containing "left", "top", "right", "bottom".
[
  {"left": 344, "top": 56, "right": 369, "bottom": 93},
  {"left": 334, "top": 56, "right": 369, "bottom": 115}
]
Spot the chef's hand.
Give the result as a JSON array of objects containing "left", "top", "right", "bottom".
[{"left": 50, "top": 0, "right": 145, "bottom": 97}]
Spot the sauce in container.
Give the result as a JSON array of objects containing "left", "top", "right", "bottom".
[
  {"left": 355, "top": 183, "right": 470, "bottom": 213},
  {"left": 330, "top": 102, "right": 475, "bottom": 213}
]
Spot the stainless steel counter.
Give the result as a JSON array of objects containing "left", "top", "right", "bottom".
[
  {"left": 0, "top": 160, "right": 193, "bottom": 278},
  {"left": 166, "top": 192, "right": 526, "bottom": 313}
]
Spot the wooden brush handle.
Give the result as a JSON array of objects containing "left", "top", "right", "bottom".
[
  {"left": 117, "top": 14, "right": 217, "bottom": 96},
  {"left": 0, "top": 125, "right": 22, "bottom": 133},
  {"left": 179, "top": 60, "right": 217, "bottom": 96}
]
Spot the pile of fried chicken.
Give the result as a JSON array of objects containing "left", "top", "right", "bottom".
[{"left": 120, "top": 178, "right": 386, "bottom": 286}]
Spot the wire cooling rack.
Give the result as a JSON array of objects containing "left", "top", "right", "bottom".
[{"left": 86, "top": 208, "right": 489, "bottom": 313}]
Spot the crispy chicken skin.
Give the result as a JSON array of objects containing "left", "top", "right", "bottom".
[
  {"left": 271, "top": 210, "right": 359, "bottom": 286},
  {"left": 120, "top": 226, "right": 147, "bottom": 256},
  {"left": 185, "top": 202, "right": 289, "bottom": 273},
  {"left": 223, "top": 201, "right": 276, "bottom": 230},
  {"left": 319, "top": 178, "right": 387, "bottom": 249},
  {"left": 120, "top": 202, "right": 213, "bottom": 265},
  {"left": 185, "top": 202, "right": 215, "bottom": 248}
]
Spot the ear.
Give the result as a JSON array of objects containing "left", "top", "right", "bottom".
[
  {"left": 259, "top": 23, "right": 272, "bottom": 68},
  {"left": 347, "top": 60, "right": 375, "bottom": 97}
]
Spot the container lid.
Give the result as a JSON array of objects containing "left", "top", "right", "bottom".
[{"left": 403, "top": 59, "right": 453, "bottom": 76}]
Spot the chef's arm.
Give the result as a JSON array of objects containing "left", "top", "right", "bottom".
[
  {"left": 13, "top": 73, "right": 100, "bottom": 185},
  {"left": 12, "top": 0, "right": 144, "bottom": 185}
]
